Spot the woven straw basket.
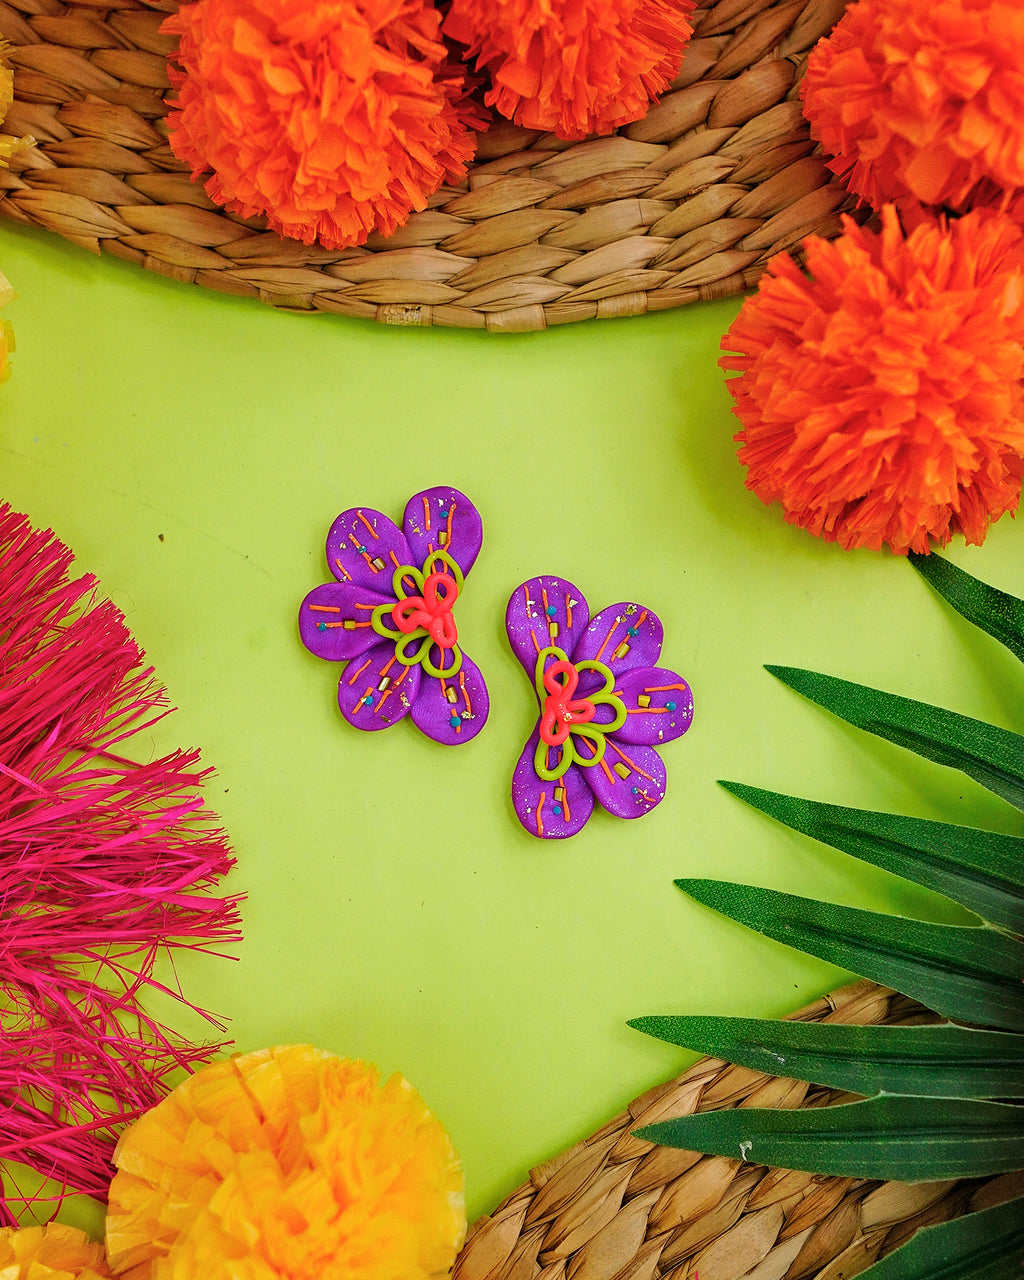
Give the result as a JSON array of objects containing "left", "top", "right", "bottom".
[
  {"left": 0, "top": 0, "right": 857, "bottom": 330},
  {"left": 453, "top": 981, "right": 1021, "bottom": 1280}
]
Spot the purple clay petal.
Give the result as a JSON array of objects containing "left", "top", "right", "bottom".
[
  {"left": 337, "top": 640, "right": 421, "bottom": 732},
  {"left": 505, "top": 577, "right": 591, "bottom": 678},
  {"left": 573, "top": 602, "right": 663, "bottom": 676},
  {"left": 325, "top": 507, "right": 413, "bottom": 593},
  {"left": 613, "top": 667, "right": 694, "bottom": 746},
  {"left": 410, "top": 651, "right": 489, "bottom": 746},
  {"left": 580, "top": 740, "right": 668, "bottom": 819},
  {"left": 403, "top": 487, "right": 483, "bottom": 576},
  {"left": 299, "top": 583, "right": 396, "bottom": 662},
  {"left": 512, "top": 730, "right": 594, "bottom": 840}
]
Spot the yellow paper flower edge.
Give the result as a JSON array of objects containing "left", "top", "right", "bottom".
[
  {"left": 106, "top": 1045, "right": 467, "bottom": 1280},
  {"left": 0, "top": 1222, "right": 113, "bottom": 1279}
]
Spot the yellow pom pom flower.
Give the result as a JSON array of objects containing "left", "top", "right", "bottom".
[
  {"left": 105, "top": 1046, "right": 465, "bottom": 1280},
  {"left": 0, "top": 1223, "right": 112, "bottom": 1279},
  {"left": 0, "top": 269, "right": 15, "bottom": 386},
  {"left": 0, "top": 47, "right": 33, "bottom": 171}
]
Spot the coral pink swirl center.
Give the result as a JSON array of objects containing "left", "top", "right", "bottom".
[
  {"left": 391, "top": 571, "right": 460, "bottom": 649},
  {"left": 539, "top": 659, "right": 596, "bottom": 748}
]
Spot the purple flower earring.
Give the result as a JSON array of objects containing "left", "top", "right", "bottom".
[
  {"left": 506, "top": 576, "right": 693, "bottom": 838},
  {"left": 299, "top": 486, "right": 488, "bottom": 745}
]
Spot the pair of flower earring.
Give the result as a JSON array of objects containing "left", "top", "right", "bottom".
[{"left": 299, "top": 486, "right": 693, "bottom": 840}]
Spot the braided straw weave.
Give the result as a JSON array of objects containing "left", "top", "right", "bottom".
[
  {"left": 453, "top": 981, "right": 1021, "bottom": 1280},
  {"left": 0, "top": 0, "right": 856, "bottom": 330}
]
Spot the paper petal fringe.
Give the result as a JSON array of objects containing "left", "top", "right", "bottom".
[
  {"left": 0, "top": 1222, "right": 113, "bottom": 1279},
  {"left": 443, "top": 0, "right": 695, "bottom": 140},
  {"left": 801, "top": 0, "right": 1024, "bottom": 219},
  {"left": 106, "top": 1046, "right": 466, "bottom": 1280},
  {"left": 721, "top": 205, "right": 1024, "bottom": 554},
  {"left": 163, "top": 0, "right": 483, "bottom": 250},
  {"left": 0, "top": 505, "right": 242, "bottom": 1225}
]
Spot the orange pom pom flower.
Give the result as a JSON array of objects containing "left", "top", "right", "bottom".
[
  {"left": 801, "top": 0, "right": 1024, "bottom": 217},
  {"left": 722, "top": 205, "right": 1024, "bottom": 555},
  {"left": 0, "top": 1224, "right": 112, "bottom": 1279},
  {"left": 443, "top": 0, "right": 694, "bottom": 140},
  {"left": 164, "top": 0, "right": 481, "bottom": 249},
  {"left": 105, "top": 1046, "right": 465, "bottom": 1280}
]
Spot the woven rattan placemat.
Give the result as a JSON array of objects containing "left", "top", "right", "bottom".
[
  {"left": 453, "top": 981, "right": 1021, "bottom": 1280},
  {"left": 0, "top": 0, "right": 855, "bottom": 330}
]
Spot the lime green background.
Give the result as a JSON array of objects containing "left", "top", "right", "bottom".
[{"left": 2, "top": 219, "right": 1023, "bottom": 1230}]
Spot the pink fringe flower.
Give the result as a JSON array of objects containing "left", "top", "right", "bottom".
[{"left": 0, "top": 506, "right": 242, "bottom": 1225}]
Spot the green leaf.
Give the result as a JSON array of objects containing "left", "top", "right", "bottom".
[
  {"left": 718, "top": 781, "right": 1024, "bottom": 933},
  {"left": 856, "top": 1194, "right": 1024, "bottom": 1280},
  {"left": 910, "top": 552, "right": 1024, "bottom": 664},
  {"left": 634, "top": 1095, "right": 1024, "bottom": 1181},
  {"left": 766, "top": 666, "right": 1024, "bottom": 812},
  {"left": 676, "top": 879, "right": 1024, "bottom": 1032},
  {"left": 626, "top": 1016, "right": 1024, "bottom": 1098}
]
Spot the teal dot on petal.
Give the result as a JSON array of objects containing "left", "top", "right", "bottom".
[
  {"left": 666, "top": 701, "right": 677, "bottom": 711},
  {"left": 553, "top": 805, "right": 562, "bottom": 816},
  {"left": 546, "top": 605, "right": 557, "bottom": 617},
  {"left": 449, "top": 715, "right": 461, "bottom": 728}
]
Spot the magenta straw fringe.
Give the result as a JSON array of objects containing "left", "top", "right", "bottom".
[{"left": 0, "top": 504, "right": 243, "bottom": 1226}]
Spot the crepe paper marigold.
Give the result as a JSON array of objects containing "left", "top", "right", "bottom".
[
  {"left": 0, "top": 53, "right": 23, "bottom": 387},
  {"left": 722, "top": 205, "right": 1024, "bottom": 555},
  {"left": 0, "top": 267, "right": 13, "bottom": 385},
  {"left": 506, "top": 576, "right": 693, "bottom": 839},
  {"left": 443, "top": 0, "right": 695, "bottom": 141},
  {"left": 0, "top": 47, "right": 36, "bottom": 168},
  {"left": 0, "top": 505, "right": 241, "bottom": 1227},
  {"left": 299, "top": 486, "right": 489, "bottom": 744},
  {"left": 0, "top": 56, "right": 18, "bottom": 173},
  {"left": 163, "top": 0, "right": 482, "bottom": 250},
  {"left": 106, "top": 1046, "right": 466, "bottom": 1280},
  {"left": 801, "top": 0, "right": 1024, "bottom": 218},
  {"left": 0, "top": 1223, "right": 113, "bottom": 1279}
]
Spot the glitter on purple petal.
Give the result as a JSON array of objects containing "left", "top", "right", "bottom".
[
  {"left": 299, "top": 486, "right": 488, "bottom": 746},
  {"left": 506, "top": 576, "right": 693, "bottom": 839}
]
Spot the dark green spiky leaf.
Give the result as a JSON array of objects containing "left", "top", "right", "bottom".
[
  {"left": 910, "top": 552, "right": 1024, "bottom": 664},
  {"left": 718, "top": 781, "right": 1024, "bottom": 933},
  {"left": 676, "top": 879, "right": 1024, "bottom": 1031},
  {"left": 856, "top": 1194, "right": 1024, "bottom": 1280},
  {"left": 626, "top": 1016, "right": 1024, "bottom": 1098},
  {"left": 766, "top": 666, "right": 1024, "bottom": 812},
  {"left": 634, "top": 1095, "right": 1024, "bottom": 1180}
]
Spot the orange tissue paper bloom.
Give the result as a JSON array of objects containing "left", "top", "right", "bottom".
[
  {"left": 105, "top": 1046, "right": 466, "bottom": 1280},
  {"left": 801, "top": 0, "right": 1024, "bottom": 218},
  {"left": 722, "top": 205, "right": 1024, "bottom": 555},
  {"left": 443, "top": 0, "right": 694, "bottom": 141},
  {"left": 163, "top": 0, "right": 482, "bottom": 249},
  {"left": 0, "top": 1223, "right": 113, "bottom": 1279}
]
